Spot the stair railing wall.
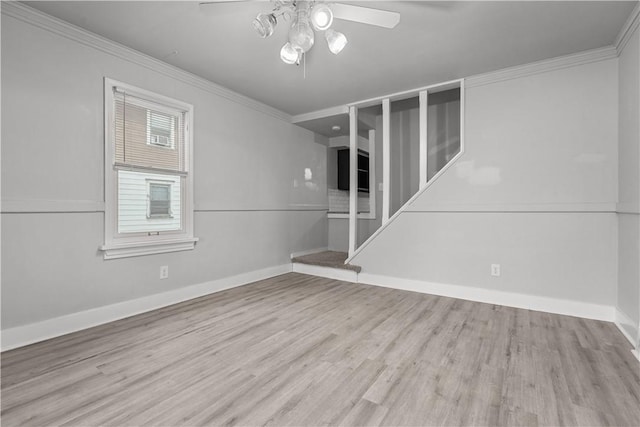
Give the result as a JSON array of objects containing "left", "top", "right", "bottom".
[{"left": 346, "top": 79, "right": 465, "bottom": 264}]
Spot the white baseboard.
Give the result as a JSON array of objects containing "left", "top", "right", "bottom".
[
  {"left": 290, "top": 247, "right": 329, "bottom": 259},
  {"left": 1, "top": 264, "right": 292, "bottom": 352},
  {"left": 615, "top": 308, "right": 640, "bottom": 348},
  {"left": 292, "top": 263, "right": 358, "bottom": 283},
  {"left": 357, "top": 273, "right": 615, "bottom": 322}
]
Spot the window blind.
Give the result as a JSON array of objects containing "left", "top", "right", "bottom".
[{"left": 114, "top": 89, "right": 186, "bottom": 174}]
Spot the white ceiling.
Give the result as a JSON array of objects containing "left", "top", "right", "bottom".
[{"left": 25, "top": 1, "right": 637, "bottom": 116}]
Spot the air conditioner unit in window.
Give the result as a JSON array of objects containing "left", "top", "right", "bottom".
[{"left": 150, "top": 134, "right": 171, "bottom": 147}]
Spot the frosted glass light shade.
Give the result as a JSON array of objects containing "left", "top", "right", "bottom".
[
  {"left": 280, "top": 42, "right": 300, "bottom": 65},
  {"left": 311, "top": 4, "right": 333, "bottom": 30},
  {"left": 325, "top": 29, "right": 347, "bottom": 54},
  {"left": 252, "top": 13, "right": 277, "bottom": 38},
  {"left": 289, "top": 16, "right": 315, "bottom": 53}
]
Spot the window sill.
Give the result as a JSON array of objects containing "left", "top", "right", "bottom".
[
  {"left": 100, "top": 237, "right": 198, "bottom": 260},
  {"left": 328, "top": 212, "right": 376, "bottom": 220}
]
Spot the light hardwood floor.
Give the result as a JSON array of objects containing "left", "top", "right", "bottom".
[{"left": 2, "top": 273, "right": 639, "bottom": 426}]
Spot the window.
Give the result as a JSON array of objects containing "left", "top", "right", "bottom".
[
  {"left": 147, "top": 111, "right": 175, "bottom": 148},
  {"left": 148, "top": 181, "right": 172, "bottom": 218},
  {"left": 101, "top": 78, "right": 197, "bottom": 259}
]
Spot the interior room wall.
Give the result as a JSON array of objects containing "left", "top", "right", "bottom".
[
  {"left": 351, "top": 57, "right": 620, "bottom": 310},
  {"left": 617, "top": 22, "right": 640, "bottom": 347},
  {"left": 327, "top": 148, "right": 338, "bottom": 190},
  {"left": 1, "top": 10, "right": 328, "bottom": 332}
]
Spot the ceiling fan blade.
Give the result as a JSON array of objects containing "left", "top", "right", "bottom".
[
  {"left": 199, "top": 1, "right": 261, "bottom": 16},
  {"left": 331, "top": 3, "right": 400, "bottom": 29},
  {"left": 199, "top": 0, "right": 265, "bottom": 7},
  {"left": 199, "top": 1, "right": 254, "bottom": 4}
]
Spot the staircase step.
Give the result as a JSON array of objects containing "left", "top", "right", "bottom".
[{"left": 291, "top": 251, "right": 362, "bottom": 273}]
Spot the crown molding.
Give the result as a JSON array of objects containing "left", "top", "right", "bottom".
[
  {"left": 1, "top": 1, "right": 292, "bottom": 123},
  {"left": 615, "top": 2, "right": 640, "bottom": 55},
  {"left": 466, "top": 46, "right": 618, "bottom": 88},
  {"left": 291, "top": 105, "right": 349, "bottom": 124}
]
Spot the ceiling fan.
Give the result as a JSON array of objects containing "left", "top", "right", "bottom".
[{"left": 199, "top": 1, "right": 401, "bottom": 65}]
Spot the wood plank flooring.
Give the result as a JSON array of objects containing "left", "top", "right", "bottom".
[{"left": 2, "top": 273, "right": 639, "bottom": 426}]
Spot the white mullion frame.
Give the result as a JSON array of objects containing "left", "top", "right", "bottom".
[
  {"left": 350, "top": 78, "right": 463, "bottom": 110},
  {"left": 382, "top": 98, "right": 391, "bottom": 224},
  {"left": 368, "top": 129, "right": 376, "bottom": 218},
  {"left": 102, "top": 78, "right": 197, "bottom": 259},
  {"left": 419, "top": 90, "right": 428, "bottom": 189},
  {"left": 348, "top": 106, "right": 358, "bottom": 258}
]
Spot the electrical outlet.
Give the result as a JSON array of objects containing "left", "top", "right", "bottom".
[
  {"left": 491, "top": 264, "right": 501, "bottom": 277},
  {"left": 160, "top": 265, "right": 169, "bottom": 279}
]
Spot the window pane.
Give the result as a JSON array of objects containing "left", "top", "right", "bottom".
[
  {"left": 149, "top": 183, "right": 171, "bottom": 218},
  {"left": 114, "top": 91, "right": 185, "bottom": 172},
  {"left": 148, "top": 111, "right": 175, "bottom": 148},
  {"left": 118, "top": 170, "right": 182, "bottom": 233},
  {"left": 150, "top": 184, "right": 170, "bottom": 201},
  {"left": 389, "top": 96, "right": 420, "bottom": 216},
  {"left": 427, "top": 88, "right": 461, "bottom": 181}
]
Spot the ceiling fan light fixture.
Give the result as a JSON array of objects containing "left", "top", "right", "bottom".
[
  {"left": 310, "top": 3, "right": 333, "bottom": 31},
  {"left": 280, "top": 42, "right": 300, "bottom": 65},
  {"left": 325, "top": 28, "right": 347, "bottom": 54},
  {"left": 252, "top": 13, "right": 277, "bottom": 38},
  {"left": 288, "top": 14, "right": 315, "bottom": 53}
]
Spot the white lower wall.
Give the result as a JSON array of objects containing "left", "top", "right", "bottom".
[
  {"left": 1, "top": 210, "right": 326, "bottom": 330},
  {"left": 617, "top": 214, "right": 640, "bottom": 346},
  {"left": 328, "top": 216, "right": 383, "bottom": 253},
  {"left": 328, "top": 218, "right": 349, "bottom": 252},
  {"left": 1, "top": 263, "right": 293, "bottom": 351},
  {"left": 352, "top": 211, "right": 617, "bottom": 307}
]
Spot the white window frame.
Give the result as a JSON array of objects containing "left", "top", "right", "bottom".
[{"left": 101, "top": 78, "right": 197, "bottom": 259}]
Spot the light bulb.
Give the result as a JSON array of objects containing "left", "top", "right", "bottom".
[
  {"left": 310, "top": 3, "right": 333, "bottom": 31},
  {"left": 289, "top": 12, "right": 315, "bottom": 53},
  {"left": 252, "top": 13, "right": 277, "bottom": 38},
  {"left": 325, "top": 29, "right": 347, "bottom": 54},
  {"left": 280, "top": 42, "right": 300, "bottom": 65}
]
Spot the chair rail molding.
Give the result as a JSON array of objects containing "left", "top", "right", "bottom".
[{"left": 1, "top": 199, "right": 106, "bottom": 213}]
